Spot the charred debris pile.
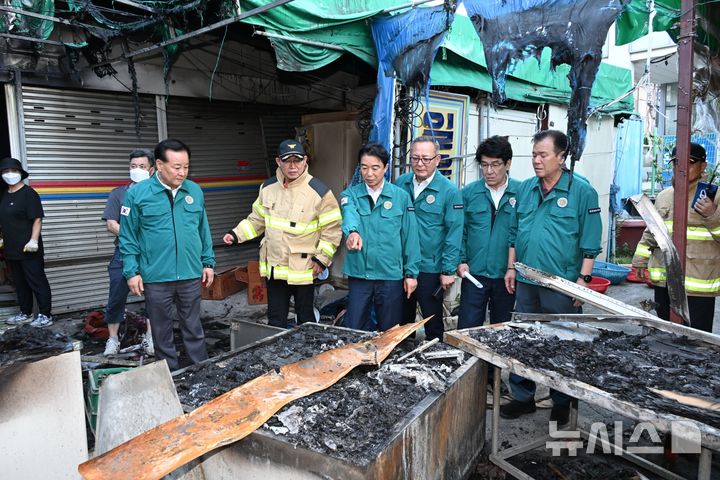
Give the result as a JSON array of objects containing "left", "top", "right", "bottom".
[
  {"left": 0, "top": 325, "right": 75, "bottom": 368},
  {"left": 469, "top": 326, "right": 720, "bottom": 427},
  {"left": 174, "top": 326, "right": 467, "bottom": 464}
]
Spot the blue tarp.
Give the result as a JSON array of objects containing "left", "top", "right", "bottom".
[
  {"left": 612, "top": 117, "right": 644, "bottom": 212},
  {"left": 369, "top": 4, "right": 454, "bottom": 152}
]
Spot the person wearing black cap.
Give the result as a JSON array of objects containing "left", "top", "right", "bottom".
[
  {"left": 633, "top": 142, "right": 720, "bottom": 332},
  {"left": 223, "top": 139, "right": 342, "bottom": 328},
  {"left": 0, "top": 157, "right": 53, "bottom": 327}
]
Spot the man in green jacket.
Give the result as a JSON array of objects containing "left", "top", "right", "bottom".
[
  {"left": 341, "top": 143, "right": 420, "bottom": 331},
  {"left": 120, "top": 139, "right": 216, "bottom": 371},
  {"left": 502, "top": 130, "right": 602, "bottom": 426},
  {"left": 395, "top": 136, "right": 464, "bottom": 340},
  {"left": 457, "top": 136, "right": 519, "bottom": 329}
]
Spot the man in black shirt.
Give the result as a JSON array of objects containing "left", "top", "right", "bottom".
[{"left": 0, "top": 157, "right": 53, "bottom": 327}]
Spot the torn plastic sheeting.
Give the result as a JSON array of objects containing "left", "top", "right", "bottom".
[
  {"left": 463, "top": 0, "right": 628, "bottom": 164},
  {"left": 431, "top": 50, "right": 634, "bottom": 114},
  {"left": 369, "top": 2, "right": 455, "bottom": 152}
]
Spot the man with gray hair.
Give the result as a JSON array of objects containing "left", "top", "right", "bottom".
[
  {"left": 101, "top": 148, "right": 155, "bottom": 356},
  {"left": 395, "top": 136, "right": 464, "bottom": 340}
]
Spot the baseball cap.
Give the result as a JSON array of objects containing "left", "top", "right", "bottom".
[
  {"left": 278, "top": 139, "right": 305, "bottom": 160},
  {"left": 670, "top": 142, "right": 707, "bottom": 163}
]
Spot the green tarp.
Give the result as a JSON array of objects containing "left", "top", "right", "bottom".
[{"left": 239, "top": 1, "right": 636, "bottom": 112}]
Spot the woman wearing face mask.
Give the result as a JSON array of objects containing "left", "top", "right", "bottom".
[{"left": 0, "top": 157, "right": 53, "bottom": 327}]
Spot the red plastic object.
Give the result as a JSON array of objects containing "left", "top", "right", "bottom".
[
  {"left": 626, "top": 269, "right": 643, "bottom": 283},
  {"left": 587, "top": 276, "right": 611, "bottom": 294},
  {"left": 83, "top": 311, "right": 109, "bottom": 340}
]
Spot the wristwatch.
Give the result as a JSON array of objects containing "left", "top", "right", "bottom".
[{"left": 581, "top": 274, "right": 592, "bottom": 283}]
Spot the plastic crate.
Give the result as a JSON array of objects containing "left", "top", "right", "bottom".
[
  {"left": 592, "top": 261, "right": 631, "bottom": 285},
  {"left": 85, "top": 367, "right": 132, "bottom": 434}
]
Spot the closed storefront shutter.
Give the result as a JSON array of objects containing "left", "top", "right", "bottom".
[
  {"left": 165, "top": 97, "right": 269, "bottom": 269},
  {"left": 22, "top": 86, "right": 159, "bottom": 313}
]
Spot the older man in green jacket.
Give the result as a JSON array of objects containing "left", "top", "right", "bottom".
[
  {"left": 502, "top": 130, "right": 601, "bottom": 426},
  {"left": 120, "top": 139, "right": 215, "bottom": 371},
  {"left": 395, "top": 136, "right": 464, "bottom": 341}
]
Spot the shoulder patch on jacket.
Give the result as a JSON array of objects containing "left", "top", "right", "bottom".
[
  {"left": 588, "top": 207, "right": 601, "bottom": 214},
  {"left": 261, "top": 177, "right": 278, "bottom": 189},
  {"left": 308, "top": 177, "right": 330, "bottom": 197}
]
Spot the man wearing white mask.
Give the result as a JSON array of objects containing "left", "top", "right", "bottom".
[
  {"left": 0, "top": 157, "right": 53, "bottom": 327},
  {"left": 101, "top": 149, "right": 155, "bottom": 355}
]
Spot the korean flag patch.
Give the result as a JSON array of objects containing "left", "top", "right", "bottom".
[
  {"left": 120, "top": 206, "right": 131, "bottom": 216},
  {"left": 341, "top": 197, "right": 348, "bottom": 206}
]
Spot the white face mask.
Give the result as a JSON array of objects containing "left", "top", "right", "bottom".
[
  {"left": 130, "top": 168, "right": 150, "bottom": 183},
  {"left": 2, "top": 172, "right": 22, "bottom": 186}
]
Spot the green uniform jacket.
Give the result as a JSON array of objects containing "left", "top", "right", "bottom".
[
  {"left": 510, "top": 171, "right": 602, "bottom": 283},
  {"left": 461, "top": 177, "right": 521, "bottom": 279},
  {"left": 340, "top": 181, "right": 420, "bottom": 280},
  {"left": 395, "top": 172, "right": 464, "bottom": 274},
  {"left": 119, "top": 174, "right": 215, "bottom": 283}
]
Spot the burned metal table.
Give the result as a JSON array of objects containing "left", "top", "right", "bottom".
[
  {"left": 172, "top": 322, "right": 486, "bottom": 480},
  {"left": 445, "top": 314, "right": 720, "bottom": 480}
]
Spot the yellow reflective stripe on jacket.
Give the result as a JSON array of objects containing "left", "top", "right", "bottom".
[
  {"left": 647, "top": 267, "right": 720, "bottom": 293},
  {"left": 317, "top": 239, "right": 337, "bottom": 257},
  {"left": 635, "top": 243, "right": 652, "bottom": 258},
  {"left": 258, "top": 262, "right": 313, "bottom": 284},
  {"left": 265, "top": 215, "right": 320, "bottom": 234},
  {"left": 252, "top": 199, "right": 267, "bottom": 218},
  {"left": 663, "top": 221, "right": 715, "bottom": 240},
  {"left": 710, "top": 225, "right": 720, "bottom": 236},
  {"left": 318, "top": 208, "right": 342, "bottom": 226},
  {"left": 239, "top": 219, "right": 258, "bottom": 240},
  {"left": 648, "top": 267, "right": 666, "bottom": 281},
  {"left": 685, "top": 276, "right": 720, "bottom": 293}
]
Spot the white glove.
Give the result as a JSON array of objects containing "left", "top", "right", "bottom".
[{"left": 23, "top": 239, "right": 38, "bottom": 252}]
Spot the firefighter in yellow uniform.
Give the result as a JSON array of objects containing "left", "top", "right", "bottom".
[
  {"left": 224, "top": 140, "right": 342, "bottom": 327},
  {"left": 633, "top": 142, "right": 720, "bottom": 333}
]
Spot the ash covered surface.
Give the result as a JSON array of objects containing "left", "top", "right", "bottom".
[
  {"left": 469, "top": 326, "right": 720, "bottom": 428},
  {"left": 0, "top": 325, "right": 75, "bottom": 367},
  {"left": 174, "top": 327, "right": 372, "bottom": 409},
  {"left": 174, "top": 325, "right": 466, "bottom": 465}
]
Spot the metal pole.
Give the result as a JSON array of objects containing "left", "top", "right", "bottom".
[
  {"left": 12, "top": 70, "right": 28, "bottom": 170},
  {"left": 125, "top": 0, "right": 297, "bottom": 60},
  {"left": 381, "top": 0, "right": 437, "bottom": 14},
  {"left": 670, "top": 0, "right": 695, "bottom": 325},
  {"left": 253, "top": 30, "right": 345, "bottom": 51},
  {"left": 0, "top": 5, "right": 107, "bottom": 30},
  {"left": 0, "top": 32, "right": 65, "bottom": 46}
]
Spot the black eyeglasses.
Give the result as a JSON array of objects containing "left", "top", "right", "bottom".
[
  {"left": 410, "top": 155, "right": 438, "bottom": 165},
  {"left": 280, "top": 156, "right": 305, "bottom": 165}
]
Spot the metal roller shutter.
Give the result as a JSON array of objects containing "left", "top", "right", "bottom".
[
  {"left": 165, "top": 98, "right": 271, "bottom": 270},
  {"left": 22, "top": 86, "right": 159, "bottom": 313}
]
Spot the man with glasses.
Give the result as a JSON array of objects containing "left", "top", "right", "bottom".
[
  {"left": 395, "top": 136, "right": 464, "bottom": 340},
  {"left": 633, "top": 142, "right": 719, "bottom": 333},
  {"left": 224, "top": 139, "right": 342, "bottom": 328},
  {"left": 457, "top": 136, "right": 519, "bottom": 330}
]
